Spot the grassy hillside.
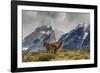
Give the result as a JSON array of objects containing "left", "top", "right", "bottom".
[{"left": 22, "top": 48, "right": 90, "bottom": 62}]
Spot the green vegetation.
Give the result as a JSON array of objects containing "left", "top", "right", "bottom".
[{"left": 22, "top": 48, "right": 90, "bottom": 62}]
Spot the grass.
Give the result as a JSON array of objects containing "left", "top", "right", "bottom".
[{"left": 22, "top": 48, "right": 90, "bottom": 62}]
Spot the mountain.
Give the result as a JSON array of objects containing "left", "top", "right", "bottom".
[
  {"left": 23, "top": 25, "right": 56, "bottom": 52},
  {"left": 23, "top": 24, "right": 90, "bottom": 52},
  {"left": 58, "top": 24, "right": 90, "bottom": 50},
  {"left": 82, "top": 25, "right": 90, "bottom": 48}
]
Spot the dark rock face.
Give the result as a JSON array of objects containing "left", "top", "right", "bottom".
[{"left": 58, "top": 24, "right": 90, "bottom": 49}]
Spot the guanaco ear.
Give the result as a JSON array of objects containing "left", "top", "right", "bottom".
[
  {"left": 61, "top": 41, "right": 63, "bottom": 44},
  {"left": 43, "top": 42, "right": 46, "bottom": 46}
]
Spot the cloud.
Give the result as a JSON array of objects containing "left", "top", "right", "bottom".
[{"left": 22, "top": 10, "right": 90, "bottom": 39}]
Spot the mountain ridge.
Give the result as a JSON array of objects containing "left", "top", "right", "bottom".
[{"left": 23, "top": 24, "right": 90, "bottom": 52}]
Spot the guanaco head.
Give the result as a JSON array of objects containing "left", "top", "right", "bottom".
[
  {"left": 43, "top": 42, "right": 47, "bottom": 47},
  {"left": 58, "top": 41, "right": 63, "bottom": 49}
]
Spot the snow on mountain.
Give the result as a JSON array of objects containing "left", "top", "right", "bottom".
[{"left": 82, "top": 24, "right": 90, "bottom": 48}]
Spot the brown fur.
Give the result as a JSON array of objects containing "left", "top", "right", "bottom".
[{"left": 43, "top": 42, "right": 63, "bottom": 53}]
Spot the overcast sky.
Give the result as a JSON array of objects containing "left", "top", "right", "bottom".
[{"left": 22, "top": 10, "right": 90, "bottom": 39}]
